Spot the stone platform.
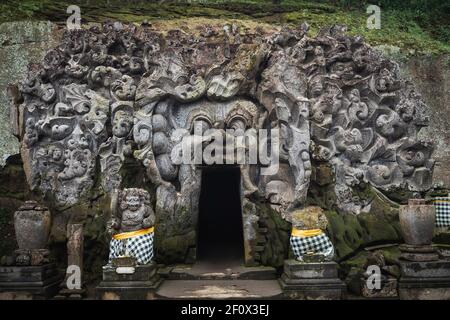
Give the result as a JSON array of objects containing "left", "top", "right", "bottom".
[
  {"left": 0, "top": 263, "right": 62, "bottom": 299},
  {"left": 155, "top": 262, "right": 281, "bottom": 299},
  {"left": 279, "top": 260, "right": 346, "bottom": 300},
  {"left": 157, "top": 279, "right": 282, "bottom": 299},
  {"left": 399, "top": 260, "right": 450, "bottom": 300},
  {"left": 96, "top": 263, "right": 162, "bottom": 300},
  {"left": 165, "top": 263, "right": 277, "bottom": 280}
]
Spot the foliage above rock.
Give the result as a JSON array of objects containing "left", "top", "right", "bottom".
[{"left": 0, "top": 0, "right": 449, "bottom": 54}]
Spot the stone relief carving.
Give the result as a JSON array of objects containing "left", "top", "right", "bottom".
[
  {"left": 10, "top": 23, "right": 434, "bottom": 242},
  {"left": 108, "top": 188, "right": 155, "bottom": 234},
  {"left": 107, "top": 188, "right": 155, "bottom": 265}
]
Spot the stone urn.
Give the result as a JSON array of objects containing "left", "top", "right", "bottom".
[
  {"left": 14, "top": 201, "right": 51, "bottom": 250},
  {"left": 399, "top": 199, "right": 435, "bottom": 246}
]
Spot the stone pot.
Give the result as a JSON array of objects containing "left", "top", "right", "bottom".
[
  {"left": 399, "top": 199, "right": 435, "bottom": 246},
  {"left": 14, "top": 201, "right": 51, "bottom": 250}
]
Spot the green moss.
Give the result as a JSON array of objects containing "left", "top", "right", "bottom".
[
  {"left": 1, "top": 0, "right": 448, "bottom": 54},
  {"left": 339, "top": 250, "right": 369, "bottom": 274},
  {"left": 339, "top": 245, "right": 401, "bottom": 279},
  {"left": 257, "top": 201, "right": 290, "bottom": 267},
  {"left": 324, "top": 185, "right": 402, "bottom": 261},
  {"left": 325, "top": 210, "right": 365, "bottom": 259},
  {"left": 357, "top": 213, "right": 399, "bottom": 243},
  {"left": 155, "top": 230, "right": 196, "bottom": 264}
]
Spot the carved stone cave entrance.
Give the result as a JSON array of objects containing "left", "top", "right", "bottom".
[
  {"left": 8, "top": 22, "right": 436, "bottom": 280},
  {"left": 197, "top": 166, "right": 245, "bottom": 266}
]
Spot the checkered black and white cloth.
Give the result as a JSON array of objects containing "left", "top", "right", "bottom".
[
  {"left": 108, "top": 231, "right": 154, "bottom": 265},
  {"left": 290, "top": 232, "right": 334, "bottom": 260},
  {"left": 433, "top": 197, "right": 450, "bottom": 228}
]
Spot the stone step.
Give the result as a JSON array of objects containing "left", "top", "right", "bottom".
[
  {"left": 164, "top": 264, "right": 277, "bottom": 280},
  {"left": 156, "top": 280, "right": 283, "bottom": 299}
]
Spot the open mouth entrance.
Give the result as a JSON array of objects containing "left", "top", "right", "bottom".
[{"left": 197, "top": 166, "right": 244, "bottom": 266}]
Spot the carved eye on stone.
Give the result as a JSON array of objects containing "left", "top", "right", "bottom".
[
  {"left": 415, "top": 152, "right": 424, "bottom": 162},
  {"left": 175, "top": 75, "right": 188, "bottom": 85},
  {"left": 51, "top": 124, "right": 71, "bottom": 140},
  {"left": 405, "top": 151, "right": 414, "bottom": 161},
  {"left": 25, "top": 118, "right": 35, "bottom": 127}
]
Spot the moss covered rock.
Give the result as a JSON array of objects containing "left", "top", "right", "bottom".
[{"left": 324, "top": 187, "right": 402, "bottom": 260}]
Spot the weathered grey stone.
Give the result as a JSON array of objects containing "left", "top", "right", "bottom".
[
  {"left": 60, "top": 223, "right": 84, "bottom": 295},
  {"left": 376, "top": 48, "right": 450, "bottom": 189},
  {"left": 399, "top": 199, "right": 436, "bottom": 246},
  {"left": 97, "top": 263, "right": 161, "bottom": 300},
  {"left": 6, "top": 22, "right": 438, "bottom": 268},
  {"left": 11, "top": 22, "right": 435, "bottom": 211},
  {"left": 279, "top": 260, "right": 346, "bottom": 299},
  {"left": 361, "top": 277, "right": 398, "bottom": 298},
  {"left": 109, "top": 188, "right": 155, "bottom": 234},
  {"left": 14, "top": 201, "right": 51, "bottom": 251},
  {"left": 0, "top": 21, "right": 60, "bottom": 167},
  {"left": 13, "top": 200, "right": 51, "bottom": 266},
  {"left": 0, "top": 263, "right": 62, "bottom": 299},
  {"left": 398, "top": 253, "right": 450, "bottom": 299},
  {"left": 283, "top": 260, "right": 338, "bottom": 279},
  {"left": 107, "top": 188, "right": 155, "bottom": 265},
  {"left": 400, "top": 260, "right": 450, "bottom": 278}
]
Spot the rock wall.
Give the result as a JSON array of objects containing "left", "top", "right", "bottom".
[
  {"left": 375, "top": 46, "right": 450, "bottom": 189},
  {"left": 0, "top": 21, "right": 61, "bottom": 166},
  {"left": 402, "top": 56, "right": 450, "bottom": 189}
]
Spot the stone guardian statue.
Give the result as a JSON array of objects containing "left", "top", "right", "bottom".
[{"left": 107, "top": 188, "right": 155, "bottom": 265}]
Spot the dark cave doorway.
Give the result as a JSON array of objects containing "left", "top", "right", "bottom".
[{"left": 197, "top": 166, "right": 245, "bottom": 266}]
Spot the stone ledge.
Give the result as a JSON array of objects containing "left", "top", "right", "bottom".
[
  {"left": 283, "top": 259, "right": 339, "bottom": 279},
  {"left": 0, "top": 263, "right": 63, "bottom": 299},
  {"left": 96, "top": 263, "right": 162, "bottom": 300}
]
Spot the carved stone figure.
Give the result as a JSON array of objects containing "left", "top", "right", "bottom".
[
  {"left": 288, "top": 206, "right": 334, "bottom": 262},
  {"left": 107, "top": 188, "right": 155, "bottom": 265}
]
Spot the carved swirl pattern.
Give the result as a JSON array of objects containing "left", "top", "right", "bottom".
[{"left": 12, "top": 23, "right": 433, "bottom": 215}]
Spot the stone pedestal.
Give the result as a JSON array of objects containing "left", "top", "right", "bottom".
[
  {"left": 97, "top": 263, "right": 162, "bottom": 300},
  {"left": 0, "top": 263, "right": 62, "bottom": 299},
  {"left": 399, "top": 260, "right": 450, "bottom": 300},
  {"left": 399, "top": 244, "right": 439, "bottom": 262},
  {"left": 397, "top": 198, "right": 450, "bottom": 299},
  {"left": 55, "top": 223, "right": 85, "bottom": 300},
  {"left": 279, "top": 259, "right": 346, "bottom": 299}
]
